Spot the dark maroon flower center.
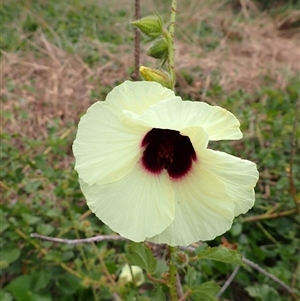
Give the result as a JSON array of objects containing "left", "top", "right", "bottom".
[{"left": 141, "top": 129, "right": 196, "bottom": 179}]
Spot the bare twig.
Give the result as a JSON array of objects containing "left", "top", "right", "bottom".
[
  {"left": 215, "top": 265, "right": 240, "bottom": 298},
  {"left": 30, "top": 233, "right": 128, "bottom": 244},
  {"left": 179, "top": 243, "right": 295, "bottom": 296},
  {"left": 241, "top": 209, "right": 298, "bottom": 222},
  {"left": 242, "top": 257, "right": 295, "bottom": 295}
]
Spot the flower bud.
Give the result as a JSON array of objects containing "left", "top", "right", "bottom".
[
  {"left": 131, "top": 16, "right": 163, "bottom": 40},
  {"left": 118, "top": 264, "right": 144, "bottom": 286},
  {"left": 139, "top": 66, "right": 171, "bottom": 88},
  {"left": 147, "top": 37, "right": 168, "bottom": 60},
  {"left": 172, "top": 251, "right": 189, "bottom": 269}
]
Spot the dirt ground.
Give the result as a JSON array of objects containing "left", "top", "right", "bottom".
[{"left": 1, "top": 0, "right": 300, "bottom": 138}]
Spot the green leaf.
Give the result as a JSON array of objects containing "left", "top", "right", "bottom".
[
  {"left": 125, "top": 243, "right": 156, "bottom": 273},
  {"left": 197, "top": 246, "right": 244, "bottom": 266},
  {"left": 0, "top": 248, "right": 21, "bottom": 268},
  {"left": 185, "top": 266, "right": 198, "bottom": 287},
  {"left": 154, "top": 286, "right": 167, "bottom": 301},
  {"left": 190, "top": 281, "right": 220, "bottom": 301},
  {"left": 153, "top": 259, "right": 168, "bottom": 277},
  {"left": 56, "top": 274, "right": 81, "bottom": 295},
  {"left": 0, "top": 291, "right": 13, "bottom": 301},
  {"left": 21, "top": 213, "right": 41, "bottom": 225},
  {"left": 5, "top": 275, "right": 30, "bottom": 301},
  {"left": 31, "top": 270, "right": 51, "bottom": 291},
  {"left": 245, "top": 284, "right": 281, "bottom": 301},
  {"left": 36, "top": 224, "right": 54, "bottom": 236},
  {"left": 5, "top": 274, "right": 52, "bottom": 301}
]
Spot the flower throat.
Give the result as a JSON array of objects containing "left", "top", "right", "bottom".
[{"left": 141, "top": 128, "right": 196, "bottom": 179}]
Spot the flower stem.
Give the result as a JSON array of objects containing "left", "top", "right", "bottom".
[
  {"left": 169, "top": 246, "right": 178, "bottom": 301},
  {"left": 167, "top": 0, "right": 177, "bottom": 89}
]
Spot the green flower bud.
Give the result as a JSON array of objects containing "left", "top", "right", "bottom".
[
  {"left": 172, "top": 251, "right": 189, "bottom": 269},
  {"left": 147, "top": 37, "right": 168, "bottom": 60},
  {"left": 118, "top": 264, "right": 144, "bottom": 287},
  {"left": 131, "top": 16, "right": 163, "bottom": 40},
  {"left": 139, "top": 66, "right": 171, "bottom": 88}
]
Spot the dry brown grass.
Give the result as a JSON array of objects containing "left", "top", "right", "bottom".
[{"left": 1, "top": 0, "right": 299, "bottom": 138}]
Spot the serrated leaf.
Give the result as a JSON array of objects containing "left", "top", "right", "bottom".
[
  {"left": 125, "top": 243, "right": 156, "bottom": 273},
  {"left": 197, "top": 246, "right": 244, "bottom": 266},
  {"left": 190, "top": 281, "right": 220, "bottom": 301}
]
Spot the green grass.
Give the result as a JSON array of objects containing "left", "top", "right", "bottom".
[{"left": 1, "top": 0, "right": 300, "bottom": 300}]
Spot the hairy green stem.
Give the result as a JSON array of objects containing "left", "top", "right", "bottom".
[
  {"left": 169, "top": 246, "right": 178, "bottom": 301},
  {"left": 167, "top": 0, "right": 177, "bottom": 89}
]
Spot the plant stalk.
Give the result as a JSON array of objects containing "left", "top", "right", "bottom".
[
  {"left": 167, "top": 0, "right": 177, "bottom": 89},
  {"left": 169, "top": 246, "right": 178, "bottom": 301}
]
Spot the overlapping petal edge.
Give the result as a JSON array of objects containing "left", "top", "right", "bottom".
[{"left": 73, "top": 81, "right": 259, "bottom": 246}]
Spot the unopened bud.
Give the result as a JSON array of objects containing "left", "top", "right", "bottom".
[
  {"left": 118, "top": 264, "right": 144, "bottom": 287},
  {"left": 131, "top": 16, "right": 163, "bottom": 40},
  {"left": 172, "top": 251, "right": 189, "bottom": 269},
  {"left": 147, "top": 38, "right": 168, "bottom": 60},
  {"left": 139, "top": 66, "right": 171, "bottom": 88}
]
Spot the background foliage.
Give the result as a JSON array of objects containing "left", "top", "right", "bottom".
[{"left": 1, "top": 0, "right": 299, "bottom": 300}]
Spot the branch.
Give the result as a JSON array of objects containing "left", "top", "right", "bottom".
[
  {"left": 181, "top": 243, "right": 295, "bottom": 295},
  {"left": 30, "top": 233, "right": 128, "bottom": 244},
  {"left": 242, "top": 257, "right": 295, "bottom": 295},
  {"left": 215, "top": 265, "right": 240, "bottom": 298},
  {"left": 146, "top": 273, "right": 167, "bottom": 285},
  {"left": 241, "top": 209, "right": 298, "bottom": 222}
]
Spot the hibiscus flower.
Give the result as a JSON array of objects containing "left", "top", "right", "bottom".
[{"left": 73, "top": 81, "right": 258, "bottom": 246}]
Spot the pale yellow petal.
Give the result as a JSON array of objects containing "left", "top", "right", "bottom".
[
  {"left": 148, "top": 163, "right": 235, "bottom": 246},
  {"left": 79, "top": 163, "right": 175, "bottom": 242},
  {"left": 73, "top": 102, "right": 148, "bottom": 186},
  {"left": 105, "top": 80, "right": 180, "bottom": 117},
  {"left": 200, "top": 150, "right": 259, "bottom": 216},
  {"left": 122, "top": 98, "right": 242, "bottom": 141}
]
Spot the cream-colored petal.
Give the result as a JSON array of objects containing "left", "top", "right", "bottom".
[
  {"left": 79, "top": 163, "right": 175, "bottom": 242},
  {"left": 105, "top": 80, "right": 180, "bottom": 117},
  {"left": 200, "top": 150, "right": 259, "bottom": 216},
  {"left": 73, "top": 102, "right": 148, "bottom": 186},
  {"left": 122, "top": 98, "right": 242, "bottom": 141},
  {"left": 148, "top": 162, "right": 235, "bottom": 246}
]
